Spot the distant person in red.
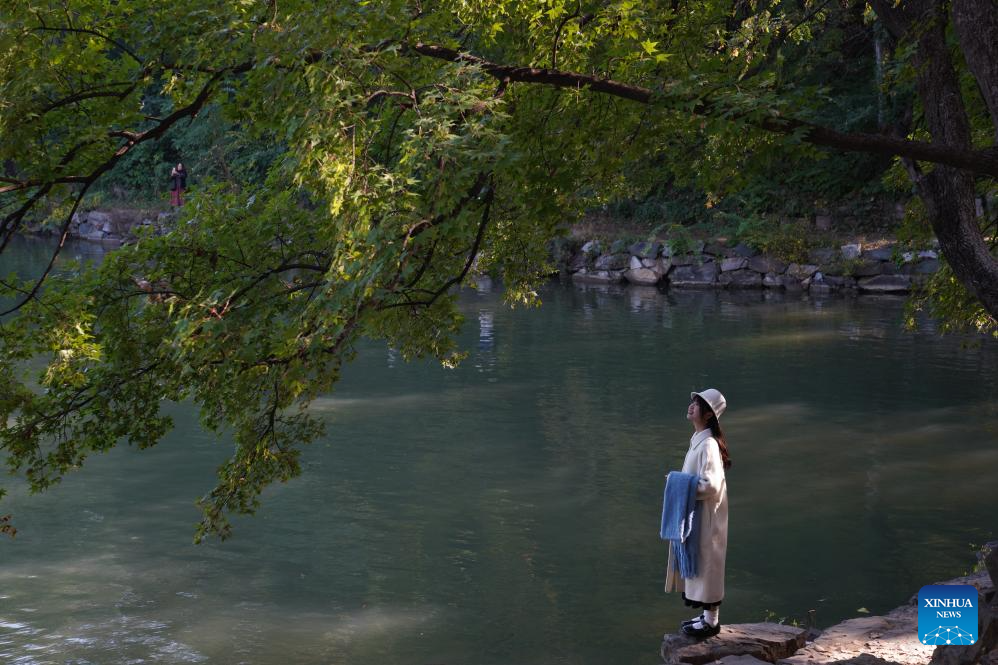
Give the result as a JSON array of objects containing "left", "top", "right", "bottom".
[{"left": 169, "top": 162, "right": 187, "bottom": 207}]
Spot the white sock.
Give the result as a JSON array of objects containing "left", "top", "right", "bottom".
[{"left": 703, "top": 608, "right": 719, "bottom": 626}]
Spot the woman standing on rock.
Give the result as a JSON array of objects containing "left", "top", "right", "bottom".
[
  {"left": 169, "top": 162, "right": 187, "bottom": 207},
  {"left": 665, "top": 388, "right": 731, "bottom": 638}
]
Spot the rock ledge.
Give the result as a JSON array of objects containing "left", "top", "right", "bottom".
[{"left": 661, "top": 569, "right": 996, "bottom": 665}]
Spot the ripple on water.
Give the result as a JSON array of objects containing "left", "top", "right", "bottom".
[{"left": 1, "top": 614, "right": 207, "bottom": 665}]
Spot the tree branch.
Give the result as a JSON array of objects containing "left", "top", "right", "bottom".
[
  {"left": 551, "top": 2, "right": 583, "bottom": 69},
  {"left": 32, "top": 25, "right": 144, "bottom": 66},
  {"left": 382, "top": 185, "right": 494, "bottom": 310},
  {"left": 38, "top": 80, "right": 141, "bottom": 114},
  {"left": 407, "top": 41, "right": 998, "bottom": 178},
  {"left": 0, "top": 180, "right": 92, "bottom": 316},
  {"left": 400, "top": 171, "right": 491, "bottom": 241},
  {"left": 0, "top": 65, "right": 248, "bottom": 307}
]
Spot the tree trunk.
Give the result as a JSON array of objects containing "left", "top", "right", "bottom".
[
  {"left": 953, "top": 0, "right": 998, "bottom": 143},
  {"left": 872, "top": 0, "right": 998, "bottom": 319},
  {"left": 920, "top": 167, "right": 998, "bottom": 317}
]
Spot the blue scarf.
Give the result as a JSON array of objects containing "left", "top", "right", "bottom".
[{"left": 660, "top": 471, "right": 700, "bottom": 578}]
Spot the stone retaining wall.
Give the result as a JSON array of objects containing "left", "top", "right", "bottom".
[
  {"left": 68, "top": 210, "right": 174, "bottom": 244},
  {"left": 554, "top": 238, "right": 941, "bottom": 295},
  {"left": 32, "top": 212, "right": 944, "bottom": 297},
  {"left": 21, "top": 209, "right": 176, "bottom": 245}
]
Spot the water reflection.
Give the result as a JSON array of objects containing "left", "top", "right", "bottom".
[
  {"left": 1, "top": 255, "right": 996, "bottom": 665},
  {"left": 474, "top": 275, "right": 495, "bottom": 294},
  {"left": 478, "top": 310, "right": 494, "bottom": 352},
  {"left": 626, "top": 286, "right": 661, "bottom": 313}
]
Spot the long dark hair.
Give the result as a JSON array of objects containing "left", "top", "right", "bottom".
[{"left": 694, "top": 395, "right": 732, "bottom": 470}]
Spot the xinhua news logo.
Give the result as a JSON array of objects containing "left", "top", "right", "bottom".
[{"left": 918, "top": 585, "right": 978, "bottom": 646}]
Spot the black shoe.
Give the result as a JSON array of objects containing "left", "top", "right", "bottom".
[
  {"left": 682, "top": 620, "right": 721, "bottom": 639},
  {"left": 680, "top": 613, "right": 704, "bottom": 628}
]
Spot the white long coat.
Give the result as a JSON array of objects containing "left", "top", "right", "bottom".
[{"left": 664, "top": 428, "right": 728, "bottom": 605}]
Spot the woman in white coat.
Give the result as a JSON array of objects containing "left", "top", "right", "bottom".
[{"left": 664, "top": 388, "right": 731, "bottom": 638}]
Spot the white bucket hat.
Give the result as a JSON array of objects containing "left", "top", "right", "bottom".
[{"left": 690, "top": 388, "right": 727, "bottom": 419}]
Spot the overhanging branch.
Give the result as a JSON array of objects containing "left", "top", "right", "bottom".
[{"left": 407, "top": 42, "right": 998, "bottom": 179}]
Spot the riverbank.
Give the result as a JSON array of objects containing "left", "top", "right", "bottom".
[
  {"left": 59, "top": 207, "right": 175, "bottom": 245},
  {"left": 660, "top": 544, "right": 997, "bottom": 665},
  {"left": 25, "top": 206, "right": 941, "bottom": 295},
  {"left": 550, "top": 235, "right": 939, "bottom": 295}
]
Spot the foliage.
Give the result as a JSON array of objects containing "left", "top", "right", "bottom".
[
  {"left": 658, "top": 222, "right": 697, "bottom": 256},
  {"left": 727, "top": 215, "right": 813, "bottom": 264},
  {"left": 896, "top": 188, "right": 997, "bottom": 338},
  {"left": 604, "top": 183, "right": 713, "bottom": 229},
  {"left": 967, "top": 541, "right": 995, "bottom": 575},
  {"left": 0, "top": 0, "right": 995, "bottom": 539},
  {"left": 0, "top": 513, "right": 14, "bottom": 537},
  {"left": 90, "top": 97, "right": 284, "bottom": 202},
  {"left": 905, "top": 263, "right": 997, "bottom": 338},
  {"left": 599, "top": 0, "right": 897, "bottom": 228}
]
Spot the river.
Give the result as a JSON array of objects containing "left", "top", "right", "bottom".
[{"left": 1, "top": 237, "right": 996, "bottom": 664}]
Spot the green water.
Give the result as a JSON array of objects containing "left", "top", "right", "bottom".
[{"left": 1, "top": 237, "right": 996, "bottom": 664}]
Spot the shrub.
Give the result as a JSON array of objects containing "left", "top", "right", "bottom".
[{"left": 733, "top": 216, "right": 812, "bottom": 264}]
